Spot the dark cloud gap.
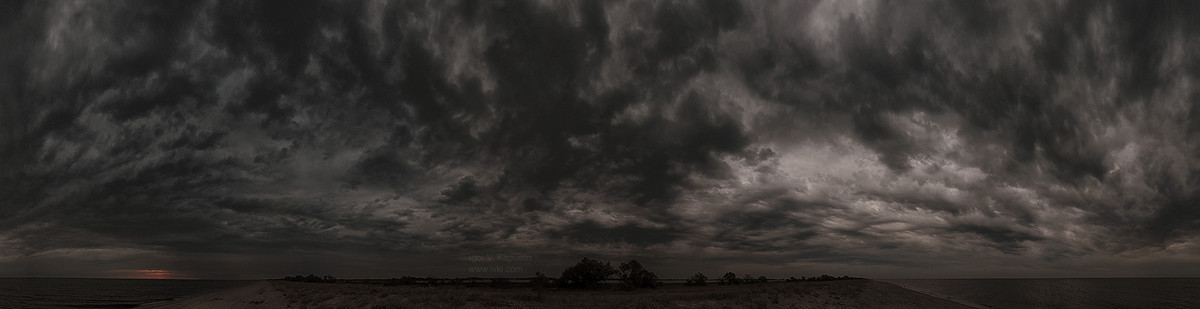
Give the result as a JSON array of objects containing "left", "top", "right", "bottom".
[
  {"left": 101, "top": 2, "right": 202, "bottom": 77},
  {"left": 556, "top": 220, "right": 685, "bottom": 246},
  {"left": 716, "top": 198, "right": 817, "bottom": 234},
  {"left": 478, "top": 0, "right": 612, "bottom": 193},
  {"left": 940, "top": 1, "right": 1008, "bottom": 36},
  {"left": 945, "top": 224, "right": 1042, "bottom": 255},
  {"left": 212, "top": 0, "right": 339, "bottom": 76},
  {"left": 650, "top": 0, "right": 741, "bottom": 65},
  {"left": 1143, "top": 166, "right": 1200, "bottom": 241},
  {"left": 1111, "top": 1, "right": 1191, "bottom": 101}
]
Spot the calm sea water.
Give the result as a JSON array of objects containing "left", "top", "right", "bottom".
[
  {"left": 0, "top": 278, "right": 252, "bottom": 308},
  {"left": 885, "top": 278, "right": 1200, "bottom": 309}
]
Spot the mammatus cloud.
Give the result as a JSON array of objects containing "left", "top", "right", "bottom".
[{"left": 2, "top": 0, "right": 1199, "bottom": 279}]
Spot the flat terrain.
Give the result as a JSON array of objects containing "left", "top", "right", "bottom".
[{"left": 147, "top": 279, "right": 975, "bottom": 309}]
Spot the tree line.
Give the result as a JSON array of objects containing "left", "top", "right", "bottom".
[{"left": 279, "top": 257, "right": 861, "bottom": 290}]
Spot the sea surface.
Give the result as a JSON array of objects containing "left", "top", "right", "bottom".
[
  {"left": 0, "top": 278, "right": 252, "bottom": 308},
  {"left": 885, "top": 278, "right": 1200, "bottom": 309}
]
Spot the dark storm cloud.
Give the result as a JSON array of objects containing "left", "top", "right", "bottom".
[
  {"left": 556, "top": 220, "right": 684, "bottom": 246},
  {"left": 4, "top": 0, "right": 1200, "bottom": 279}
]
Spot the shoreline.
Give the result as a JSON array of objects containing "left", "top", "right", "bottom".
[
  {"left": 144, "top": 279, "right": 975, "bottom": 308},
  {"left": 876, "top": 280, "right": 985, "bottom": 309}
]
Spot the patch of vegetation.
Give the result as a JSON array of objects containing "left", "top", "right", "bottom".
[
  {"left": 685, "top": 272, "right": 707, "bottom": 286},
  {"left": 719, "top": 272, "right": 741, "bottom": 285},
  {"left": 557, "top": 257, "right": 617, "bottom": 289},
  {"left": 281, "top": 274, "right": 338, "bottom": 283},
  {"left": 617, "top": 260, "right": 660, "bottom": 290},
  {"left": 281, "top": 257, "right": 864, "bottom": 292},
  {"left": 784, "top": 274, "right": 861, "bottom": 282}
]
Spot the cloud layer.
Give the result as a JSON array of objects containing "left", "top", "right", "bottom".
[{"left": 3, "top": 0, "right": 1200, "bottom": 278}]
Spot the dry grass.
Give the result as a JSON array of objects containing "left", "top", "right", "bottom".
[{"left": 269, "top": 279, "right": 975, "bottom": 309}]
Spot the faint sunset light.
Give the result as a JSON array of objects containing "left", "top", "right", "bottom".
[{"left": 108, "top": 269, "right": 191, "bottom": 280}]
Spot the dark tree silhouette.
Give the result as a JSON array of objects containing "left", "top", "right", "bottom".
[
  {"left": 558, "top": 258, "right": 617, "bottom": 289},
  {"left": 617, "top": 260, "right": 659, "bottom": 289},
  {"left": 686, "top": 272, "right": 707, "bottom": 286},
  {"left": 721, "top": 272, "right": 740, "bottom": 285},
  {"left": 758, "top": 275, "right": 768, "bottom": 283}
]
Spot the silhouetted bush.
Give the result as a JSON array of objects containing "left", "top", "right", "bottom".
[
  {"left": 720, "top": 272, "right": 741, "bottom": 285},
  {"left": 558, "top": 258, "right": 617, "bottom": 289},
  {"left": 617, "top": 260, "right": 659, "bottom": 290},
  {"left": 758, "top": 275, "right": 768, "bottom": 283},
  {"left": 686, "top": 272, "right": 707, "bottom": 286},
  {"left": 743, "top": 274, "right": 754, "bottom": 284}
]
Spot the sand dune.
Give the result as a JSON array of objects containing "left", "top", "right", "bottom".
[{"left": 145, "top": 279, "right": 974, "bottom": 308}]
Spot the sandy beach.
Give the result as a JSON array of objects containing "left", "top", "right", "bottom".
[
  {"left": 143, "top": 279, "right": 974, "bottom": 308},
  {"left": 140, "top": 281, "right": 289, "bottom": 309}
]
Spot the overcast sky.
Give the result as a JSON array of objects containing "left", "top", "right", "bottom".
[{"left": 3, "top": 0, "right": 1200, "bottom": 280}]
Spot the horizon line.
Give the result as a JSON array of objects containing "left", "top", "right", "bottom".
[{"left": 4, "top": 276, "right": 1199, "bottom": 281}]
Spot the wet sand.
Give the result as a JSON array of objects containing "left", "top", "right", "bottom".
[{"left": 145, "top": 279, "right": 975, "bottom": 308}]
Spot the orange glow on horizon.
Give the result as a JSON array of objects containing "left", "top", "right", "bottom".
[{"left": 108, "top": 269, "right": 191, "bottom": 279}]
